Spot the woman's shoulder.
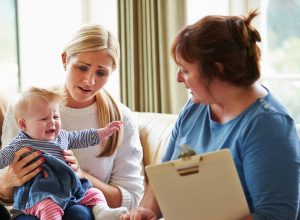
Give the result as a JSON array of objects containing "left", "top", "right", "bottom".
[
  {"left": 116, "top": 104, "right": 142, "bottom": 153},
  {"left": 240, "top": 93, "right": 297, "bottom": 138},
  {"left": 118, "top": 103, "right": 133, "bottom": 118},
  {"left": 247, "top": 92, "right": 294, "bottom": 124},
  {"left": 119, "top": 103, "right": 137, "bottom": 129},
  {"left": 265, "top": 92, "right": 293, "bottom": 117},
  {"left": 119, "top": 103, "right": 132, "bottom": 114}
]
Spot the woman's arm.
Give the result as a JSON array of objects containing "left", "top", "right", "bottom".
[
  {"left": 80, "top": 169, "right": 122, "bottom": 207},
  {"left": 120, "top": 184, "right": 161, "bottom": 220},
  {"left": 139, "top": 184, "right": 162, "bottom": 218},
  {"left": 0, "top": 148, "right": 44, "bottom": 202},
  {"left": 243, "top": 215, "right": 253, "bottom": 220},
  {"left": 243, "top": 114, "right": 300, "bottom": 219}
]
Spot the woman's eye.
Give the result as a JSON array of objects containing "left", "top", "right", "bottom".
[
  {"left": 78, "top": 66, "right": 88, "bottom": 72},
  {"left": 182, "top": 69, "right": 189, "bottom": 74},
  {"left": 96, "top": 70, "right": 108, "bottom": 77}
]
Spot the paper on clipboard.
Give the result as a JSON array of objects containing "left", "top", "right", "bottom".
[{"left": 145, "top": 149, "right": 250, "bottom": 220}]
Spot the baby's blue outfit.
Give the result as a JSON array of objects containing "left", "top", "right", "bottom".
[
  {"left": 14, "top": 153, "right": 91, "bottom": 210},
  {"left": 0, "top": 129, "right": 100, "bottom": 210},
  {"left": 162, "top": 91, "right": 300, "bottom": 220}
]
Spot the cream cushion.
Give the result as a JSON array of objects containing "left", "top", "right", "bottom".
[{"left": 134, "top": 112, "right": 177, "bottom": 166}]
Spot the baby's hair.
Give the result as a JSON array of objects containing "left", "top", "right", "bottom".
[{"left": 13, "top": 86, "right": 66, "bottom": 120}]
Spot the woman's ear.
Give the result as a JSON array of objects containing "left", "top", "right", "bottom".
[
  {"left": 61, "top": 52, "right": 67, "bottom": 70},
  {"left": 214, "top": 62, "right": 224, "bottom": 75},
  {"left": 18, "top": 118, "right": 26, "bottom": 131}
]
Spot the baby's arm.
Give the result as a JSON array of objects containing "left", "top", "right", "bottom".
[
  {"left": 97, "top": 121, "right": 123, "bottom": 141},
  {"left": 0, "top": 145, "right": 19, "bottom": 169},
  {"left": 66, "top": 121, "right": 123, "bottom": 149}
]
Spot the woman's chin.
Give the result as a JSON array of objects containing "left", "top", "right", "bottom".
[{"left": 68, "top": 94, "right": 96, "bottom": 108}]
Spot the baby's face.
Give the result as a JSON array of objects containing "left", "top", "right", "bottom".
[{"left": 22, "top": 97, "right": 61, "bottom": 141}]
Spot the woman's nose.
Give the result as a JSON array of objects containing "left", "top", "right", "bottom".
[
  {"left": 83, "top": 72, "right": 95, "bottom": 85},
  {"left": 177, "top": 69, "right": 184, "bottom": 83}
]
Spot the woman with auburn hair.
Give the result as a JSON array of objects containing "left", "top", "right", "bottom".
[{"left": 121, "top": 10, "right": 300, "bottom": 220}]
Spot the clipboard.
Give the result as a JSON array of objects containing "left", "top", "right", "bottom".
[{"left": 145, "top": 149, "right": 250, "bottom": 220}]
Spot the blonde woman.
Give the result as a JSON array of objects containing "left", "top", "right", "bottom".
[{"left": 0, "top": 24, "right": 144, "bottom": 220}]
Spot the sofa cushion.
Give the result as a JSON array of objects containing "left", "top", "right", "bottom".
[{"left": 134, "top": 112, "right": 177, "bottom": 166}]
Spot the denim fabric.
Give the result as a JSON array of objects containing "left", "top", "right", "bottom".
[
  {"left": 15, "top": 204, "right": 94, "bottom": 220},
  {"left": 14, "top": 215, "right": 38, "bottom": 220},
  {"left": 63, "top": 204, "right": 95, "bottom": 220},
  {"left": 13, "top": 153, "right": 91, "bottom": 210}
]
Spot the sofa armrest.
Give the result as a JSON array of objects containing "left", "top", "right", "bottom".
[{"left": 134, "top": 112, "right": 177, "bottom": 167}]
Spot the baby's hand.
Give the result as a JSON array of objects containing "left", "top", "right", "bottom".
[{"left": 98, "top": 121, "right": 123, "bottom": 140}]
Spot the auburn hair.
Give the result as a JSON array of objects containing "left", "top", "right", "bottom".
[{"left": 171, "top": 9, "right": 261, "bottom": 86}]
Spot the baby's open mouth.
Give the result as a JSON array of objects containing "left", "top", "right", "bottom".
[{"left": 46, "top": 129, "right": 55, "bottom": 134}]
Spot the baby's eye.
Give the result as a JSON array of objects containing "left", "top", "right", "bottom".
[{"left": 53, "top": 115, "right": 60, "bottom": 120}]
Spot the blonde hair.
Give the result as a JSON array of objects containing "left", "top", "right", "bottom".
[
  {"left": 63, "top": 23, "right": 120, "bottom": 70},
  {"left": 14, "top": 86, "right": 65, "bottom": 121},
  {"left": 63, "top": 24, "right": 122, "bottom": 157}
]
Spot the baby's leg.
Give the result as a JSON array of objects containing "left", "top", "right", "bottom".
[
  {"left": 81, "top": 187, "right": 128, "bottom": 220},
  {"left": 23, "top": 198, "right": 63, "bottom": 220}
]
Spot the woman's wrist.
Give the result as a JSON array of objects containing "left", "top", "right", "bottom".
[
  {"left": 0, "top": 178, "right": 13, "bottom": 203},
  {"left": 77, "top": 168, "right": 88, "bottom": 179}
]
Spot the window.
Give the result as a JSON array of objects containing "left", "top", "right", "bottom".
[
  {"left": 187, "top": 0, "right": 300, "bottom": 122},
  {"left": 0, "top": 0, "right": 119, "bottom": 100},
  {"left": 0, "top": 0, "right": 19, "bottom": 95},
  {"left": 187, "top": 0, "right": 229, "bottom": 24},
  {"left": 260, "top": 0, "right": 300, "bottom": 122},
  {"left": 17, "top": 0, "right": 83, "bottom": 90}
]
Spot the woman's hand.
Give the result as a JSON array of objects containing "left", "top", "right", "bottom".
[
  {"left": 62, "top": 149, "right": 84, "bottom": 175},
  {"left": 5, "top": 147, "right": 44, "bottom": 187},
  {"left": 0, "top": 147, "right": 44, "bottom": 201},
  {"left": 120, "top": 207, "right": 157, "bottom": 220}
]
